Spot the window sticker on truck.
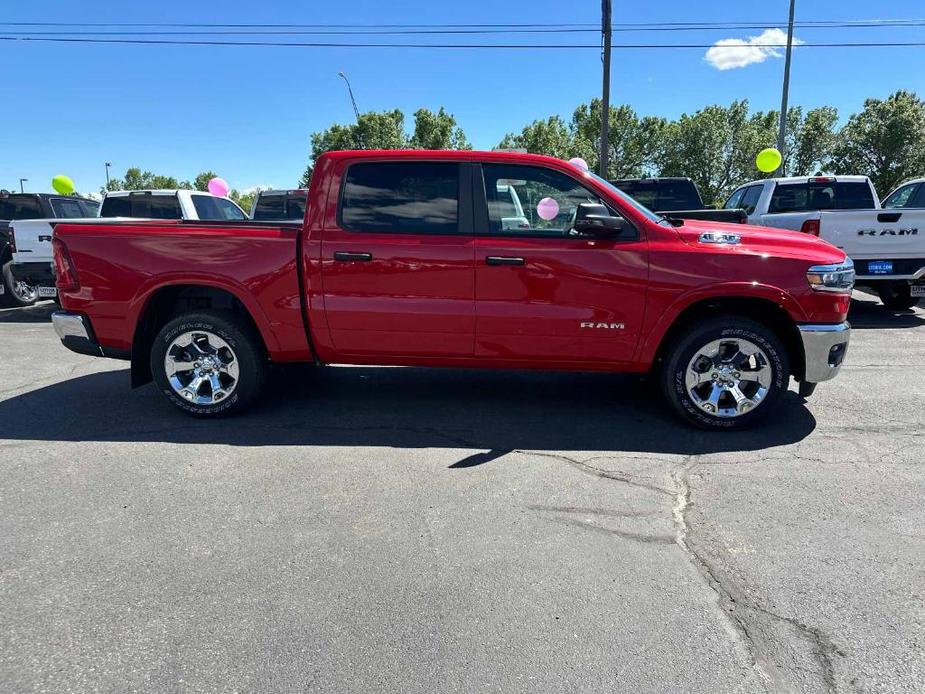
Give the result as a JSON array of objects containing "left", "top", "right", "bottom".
[{"left": 868, "top": 261, "right": 893, "bottom": 274}]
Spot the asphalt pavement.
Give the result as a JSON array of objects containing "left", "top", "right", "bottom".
[{"left": 0, "top": 294, "right": 922, "bottom": 693}]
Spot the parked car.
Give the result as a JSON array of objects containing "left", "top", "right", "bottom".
[
  {"left": 723, "top": 175, "right": 880, "bottom": 230},
  {"left": 796, "top": 209, "right": 925, "bottom": 309},
  {"left": 881, "top": 178, "right": 925, "bottom": 209},
  {"left": 250, "top": 189, "right": 308, "bottom": 221},
  {"left": 50, "top": 150, "right": 853, "bottom": 429},
  {"left": 11, "top": 190, "right": 246, "bottom": 302},
  {"left": 612, "top": 177, "right": 747, "bottom": 224},
  {"left": 0, "top": 192, "right": 99, "bottom": 306}
]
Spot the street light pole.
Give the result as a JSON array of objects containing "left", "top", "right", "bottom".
[
  {"left": 19, "top": 178, "right": 27, "bottom": 193},
  {"left": 776, "top": 0, "right": 796, "bottom": 176},
  {"left": 105, "top": 162, "right": 111, "bottom": 188},
  {"left": 337, "top": 71, "right": 360, "bottom": 122},
  {"left": 599, "top": 0, "right": 612, "bottom": 178}
]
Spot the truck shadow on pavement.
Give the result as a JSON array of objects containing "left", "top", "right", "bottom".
[
  {"left": 848, "top": 297, "right": 925, "bottom": 330},
  {"left": 0, "top": 365, "right": 817, "bottom": 459},
  {"left": 0, "top": 302, "right": 58, "bottom": 323}
]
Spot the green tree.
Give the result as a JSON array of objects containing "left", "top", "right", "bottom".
[
  {"left": 103, "top": 167, "right": 182, "bottom": 193},
  {"left": 497, "top": 115, "right": 574, "bottom": 159},
  {"left": 409, "top": 107, "right": 470, "bottom": 150},
  {"left": 570, "top": 101, "right": 667, "bottom": 178},
  {"left": 192, "top": 171, "right": 219, "bottom": 192},
  {"left": 301, "top": 107, "right": 470, "bottom": 186},
  {"left": 830, "top": 90, "right": 925, "bottom": 194}
]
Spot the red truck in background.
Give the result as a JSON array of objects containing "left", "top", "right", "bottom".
[{"left": 50, "top": 150, "right": 854, "bottom": 429}]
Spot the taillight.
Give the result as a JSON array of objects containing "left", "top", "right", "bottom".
[
  {"left": 800, "top": 219, "right": 821, "bottom": 236},
  {"left": 8, "top": 225, "right": 16, "bottom": 253},
  {"left": 52, "top": 238, "right": 80, "bottom": 291}
]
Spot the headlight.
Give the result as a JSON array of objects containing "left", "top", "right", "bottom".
[{"left": 806, "top": 258, "right": 855, "bottom": 293}]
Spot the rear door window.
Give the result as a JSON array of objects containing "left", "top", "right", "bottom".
[
  {"left": 50, "top": 197, "right": 88, "bottom": 218},
  {"left": 192, "top": 195, "right": 246, "bottom": 220},
  {"left": 340, "top": 161, "right": 459, "bottom": 234},
  {"left": 911, "top": 185, "right": 925, "bottom": 208},
  {"left": 882, "top": 183, "right": 920, "bottom": 209},
  {"left": 81, "top": 200, "right": 101, "bottom": 216},
  {"left": 724, "top": 189, "right": 745, "bottom": 209},
  {"left": 740, "top": 186, "right": 763, "bottom": 215}
]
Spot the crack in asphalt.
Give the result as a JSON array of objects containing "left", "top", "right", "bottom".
[
  {"left": 513, "top": 450, "right": 676, "bottom": 496},
  {"left": 672, "top": 455, "right": 841, "bottom": 694}
]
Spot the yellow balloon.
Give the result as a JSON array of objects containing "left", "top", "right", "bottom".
[
  {"left": 755, "top": 148, "right": 782, "bottom": 174},
  {"left": 52, "top": 175, "right": 75, "bottom": 195}
]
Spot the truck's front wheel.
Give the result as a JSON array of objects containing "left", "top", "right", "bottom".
[
  {"left": 876, "top": 281, "right": 920, "bottom": 310},
  {"left": 150, "top": 311, "right": 267, "bottom": 417},
  {"left": 661, "top": 316, "right": 790, "bottom": 430}
]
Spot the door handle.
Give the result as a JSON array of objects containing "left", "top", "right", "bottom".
[
  {"left": 333, "top": 251, "right": 373, "bottom": 262},
  {"left": 878, "top": 212, "right": 902, "bottom": 223},
  {"left": 485, "top": 256, "right": 525, "bottom": 266}
]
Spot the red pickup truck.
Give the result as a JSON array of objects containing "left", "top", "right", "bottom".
[{"left": 50, "top": 150, "right": 853, "bottom": 429}]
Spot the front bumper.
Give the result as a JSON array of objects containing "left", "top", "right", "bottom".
[{"left": 798, "top": 322, "right": 850, "bottom": 383}]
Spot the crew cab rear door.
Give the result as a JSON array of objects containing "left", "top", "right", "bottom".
[
  {"left": 473, "top": 163, "right": 648, "bottom": 364},
  {"left": 318, "top": 159, "right": 475, "bottom": 358}
]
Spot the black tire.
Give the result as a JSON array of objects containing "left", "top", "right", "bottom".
[
  {"left": 876, "top": 282, "right": 920, "bottom": 310},
  {"left": 1, "top": 260, "right": 37, "bottom": 308},
  {"left": 150, "top": 310, "right": 267, "bottom": 417},
  {"left": 661, "top": 316, "right": 790, "bottom": 430}
]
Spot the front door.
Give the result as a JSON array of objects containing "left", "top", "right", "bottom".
[
  {"left": 474, "top": 163, "right": 648, "bottom": 364},
  {"left": 320, "top": 160, "right": 475, "bottom": 358}
]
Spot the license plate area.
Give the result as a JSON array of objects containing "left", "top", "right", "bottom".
[
  {"left": 37, "top": 286, "right": 58, "bottom": 298},
  {"left": 868, "top": 260, "right": 893, "bottom": 275},
  {"left": 911, "top": 282, "right": 925, "bottom": 298}
]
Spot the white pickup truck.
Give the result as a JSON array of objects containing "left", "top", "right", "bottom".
[
  {"left": 10, "top": 189, "right": 246, "bottom": 301},
  {"left": 725, "top": 175, "right": 925, "bottom": 309}
]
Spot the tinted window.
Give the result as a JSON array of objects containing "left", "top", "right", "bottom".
[
  {"left": 612, "top": 179, "right": 701, "bottom": 211},
  {"left": 0, "top": 195, "right": 43, "bottom": 220},
  {"left": 911, "top": 185, "right": 925, "bottom": 208},
  {"left": 252, "top": 195, "right": 285, "bottom": 220},
  {"left": 341, "top": 162, "right": 458, "bottom": 234},
  {"left": 724, "top": 189, "right": 745, "bottom": 210},
  {"left": 483, "top": 164, "right": 609, "bottom": 237},
  {"left": 81, "top": 200, "right": 101, "bottom": 216},
  {"left": 192, "top": 195, "right": 245, "bottom": 220},
  {"left": 50, "top": 198, "right": 87, "bottom": 218},
  {"left": 145, "top": 195, "right": 183, "bottom": 219},
  {"left": 882, "top": 183, "right": 919, "bottom": 209},
  {"left": 740, "top": 186, "right": 763, "bottom": 215},
  {"left": 768, "top": 181, "right": 875, "bottom": 213},
  {"left": 287, "top": 195, "right": 307, "bottom": 221},
  {"left": 100, "top": 195, "right": 131, "bottom": 217}
]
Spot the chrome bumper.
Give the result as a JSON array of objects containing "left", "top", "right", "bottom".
[
  {"left": 52, "top": 311, "right": 104, "bottom": 357},
  {"left": 798, "top": 322, "right": 850, "bottom": 383}
]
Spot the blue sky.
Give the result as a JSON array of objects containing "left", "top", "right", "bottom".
[{"left": 2, "top": 0, "right": 923, "bottom": 195}]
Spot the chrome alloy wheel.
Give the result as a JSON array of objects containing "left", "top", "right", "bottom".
[
  {"left": 13, "top": 279, "right": 37, "bottom": 303},
  {"left": 684, "top": 337, "right": 773, "bottom": 418},
  {"left": 164, "top": 331, "right": 240, "bottom": 405}
]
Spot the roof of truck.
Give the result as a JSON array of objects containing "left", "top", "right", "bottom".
[{"left": 318, "top": 149, "right": 582, "bottom": 168}]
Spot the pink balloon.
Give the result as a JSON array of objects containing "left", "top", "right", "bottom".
[
  {"left": 568, "top": 157, "right": 589, "bottom": 171},
  {"left": 536, "top": 197, "right": 560, "bottom": 221},
  {"left": 207, "top": 177, "right": 229, "bottom": 197}
]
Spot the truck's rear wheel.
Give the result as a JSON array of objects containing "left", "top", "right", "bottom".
[
  {"left": 1, "top": 260, "right": 37, "bottom": 307},
  {"left": 150, "top": 311, "right": 266, "bottom": 417},
  {"left": 661, "top": 316, "right": 790, "bottom": 430},
  {"left": 876, "top": 281, "right": 920, "bottom": 310}
]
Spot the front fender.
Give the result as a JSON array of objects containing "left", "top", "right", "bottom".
[{"left": 636, "top": 282, "right": 807, "bottom": 366}]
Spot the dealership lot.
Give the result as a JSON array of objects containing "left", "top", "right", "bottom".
[{"left": 1, "top": 295, "right": 922, "bottom": 693}]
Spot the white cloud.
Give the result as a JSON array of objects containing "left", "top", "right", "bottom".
[{"left": 705, "top": 28, "right": 803, "bottom": 71}]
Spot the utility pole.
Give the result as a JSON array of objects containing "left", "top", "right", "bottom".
[
  {"left": 599, "top": 0, "right": 612, "bottom": 178},
  {"left": 19, "top": 178, "right": 27, "bottom": 193},
  {"left": 105, "top": 162, "right": 112, "bottom": 188},
  {"left": 337, "top": 71, "right": 360, "bottom": 122},
  {"left": 776, "top": 0, "right": 796, "bottom": 176}
]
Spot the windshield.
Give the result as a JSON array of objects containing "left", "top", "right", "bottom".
[{"left": 588, "top": 173, "right": 667, "bottom": 224}]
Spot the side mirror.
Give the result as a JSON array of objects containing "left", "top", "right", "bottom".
[{"left": 572, "top": 203, "right": 625, "bottom": 237}]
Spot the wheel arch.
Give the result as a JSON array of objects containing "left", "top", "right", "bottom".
[
  {"left": 647, "top": 295, "right": 806, "bottom": 382},
  {"left": 130, "top": 283, "right": 272, "bottom": 388}
]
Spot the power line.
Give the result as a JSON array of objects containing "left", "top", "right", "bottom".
[{"left": 2, "top": 36, "right": 924, "bottom": 49}]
